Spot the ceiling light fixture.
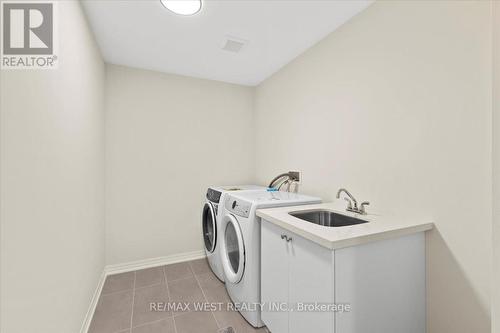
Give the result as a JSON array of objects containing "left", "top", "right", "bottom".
[{"left": 160, "top": 0, "right": 202, "bottom": 16}]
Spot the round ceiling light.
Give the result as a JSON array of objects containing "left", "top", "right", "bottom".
[{"left": 160, "top": 0, "right": 202, "bottom": 16}]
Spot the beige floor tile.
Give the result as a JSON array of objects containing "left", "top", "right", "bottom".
[
  {"left": 174, "top": 311, "right": 219, "bottom": 333},
  {"left": 235, "top": 322, "right": 268, "bottom": 333},
  {"left": 102, "top": 272, "right": 135, "bottom": 295},
  {"left": 164, "top": 262, "right": 193, "bottom": 281},
  {"left": 214, "top": 310, "right": 267, "bottom": 333},
  {"left": 89, "top": 290, "right": 133, "bottom": 333},
  {"left": 132, "top": 318, "right": 175, "bottom": 333},
  {"left": 197, "top": 271, "right": 224, "bottom": 290},
  {"left": 89, "top": 261, "right": 267, "bottom": 333},
  {"left": 213, "top": 308, "right": 244, "bottom": 330},
  {"left": 189, "top": 258, "right": 211, "bottom": 275},
  {"left": 203, "top": 284, "right": 232, "bottom": 304},
  {"left": 168, "top": 277, "right": 206, "bottom": 315},
  {"left": 135, "top": 267, "right": 165, "bottom": 288},
  {"left": 132, "top": 283, "right": 172, "bottom": 327}
]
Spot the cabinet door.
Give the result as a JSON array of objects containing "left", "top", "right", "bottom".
[
  {"left": 334, "top": 233, "right": 425, "bottom": 333},
  {"left": 261, "top": 221, "right": 290, "bottom": 333},
  {"left": 289, "top": 233, "right": 334, "bottom": 333}
]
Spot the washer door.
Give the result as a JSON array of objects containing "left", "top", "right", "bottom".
[
  {"left": 221, "top": 214, "right": 245, "bottom": 283},
  {"left": 202, "top": 202, "right": 217, "bottom": 253}
]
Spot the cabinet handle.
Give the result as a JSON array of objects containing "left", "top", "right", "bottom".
[
  {"left": 281, "top": 234, "right": 286, "bottom": 240},
  {"left": 281, "top": 234, "right": 292, "bottom": 242}
]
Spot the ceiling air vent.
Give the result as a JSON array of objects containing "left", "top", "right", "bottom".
[{"left": 221, "top": 36, "right": 247, "bottom": 53}]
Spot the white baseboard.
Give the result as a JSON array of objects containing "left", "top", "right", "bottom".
[
  {"left": 80, "top": 270, "right": 106, "bottom": 333},
  {"left": 80, "top": 249, "right": 206, "bottom": 333},
  {"left": 104, "top": 250, "right": 206, "bottom": 275}
]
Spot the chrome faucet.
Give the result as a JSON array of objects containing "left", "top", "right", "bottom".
[{"left": 336, "top": 188, "right": 370, "bottom": 215}]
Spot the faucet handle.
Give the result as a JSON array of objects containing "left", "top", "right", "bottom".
[{"left": 359, "top": 201, "right": 370, "bottom": 214}]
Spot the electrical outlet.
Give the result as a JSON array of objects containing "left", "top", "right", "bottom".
[{"left": 288, "top": 171, "right": 301, "bottom": 184}]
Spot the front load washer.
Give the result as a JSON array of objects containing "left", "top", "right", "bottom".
[
  {"left": 203, "top": 185, "right": 266, "bottom": 282},
  {"left": 220, "top": 191, "right": 321, "bottom": 327}
]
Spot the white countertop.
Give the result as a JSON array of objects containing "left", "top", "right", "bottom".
[{"left": 256, "top": 202, "right": 434, "bottom": 250}]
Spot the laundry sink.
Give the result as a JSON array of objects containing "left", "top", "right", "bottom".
[{"left": 289, "top": 210, "right": 368, "bottom": 227}]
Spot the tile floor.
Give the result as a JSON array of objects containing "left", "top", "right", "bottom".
[{"left": 89, "top": 258, "right": 268, "bottom": 333}]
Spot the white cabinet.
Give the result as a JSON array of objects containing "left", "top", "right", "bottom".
[
  {"left": 261, "top": 220, "right": 425, "bottom": 333},
  {"left": 288, "top": 227, "right": 333, "bottom": 333},
  {"left": 261, "top": 221, "right": 334, "bottom": 333},
  {"left": 261, "top": 221, "right": 290, "bottom": 333}
]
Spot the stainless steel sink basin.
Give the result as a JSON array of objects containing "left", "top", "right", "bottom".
[{"left": 289, "top": 210, "right": 368, "bottom": 227}]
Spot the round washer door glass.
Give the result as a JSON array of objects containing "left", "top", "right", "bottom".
[
  {"left": 222, "top": 214, "right": 245, "bottom": 283},
  {"left": 202, "top": 203, "right": 217, "bottom": 253}
]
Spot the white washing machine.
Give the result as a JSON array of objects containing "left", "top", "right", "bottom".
[
  {"left": 203, "top": 185, "right": 267, "bottom": 282},
  {"left": 219, "top": 191, "right": 321, "bottom": 327}
]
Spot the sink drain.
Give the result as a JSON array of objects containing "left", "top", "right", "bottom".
[{"left": 217, "top": 327, "right": 235, "bottom": 333}]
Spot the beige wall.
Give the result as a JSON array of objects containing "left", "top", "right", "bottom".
[
  {"left": 105, "top": 65, "right": 254, "bottom": 265},
  {"left": 254, "top": 1, "right": 492, "bottom": 332},
  {"left": 0, "top": 2, "right": 105, "bottom": 333},
  {"left": 493, "top": 1, "right": 500, "bottom": 332}
]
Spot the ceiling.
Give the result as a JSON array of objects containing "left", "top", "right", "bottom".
[{"left": 82, "top": 0, "right": 373, "bottom": 86}]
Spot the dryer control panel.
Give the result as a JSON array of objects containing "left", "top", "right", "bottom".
[
  {"left": 225, "top": 196, "right": 251, "bottom": 218},
  {"left": 206, "top": 188, "right": 222, "bottom": 203}
]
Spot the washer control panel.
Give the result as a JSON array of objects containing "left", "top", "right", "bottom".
[{"left": 225, "top": 196, "right": 251, "bottom": 218}]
